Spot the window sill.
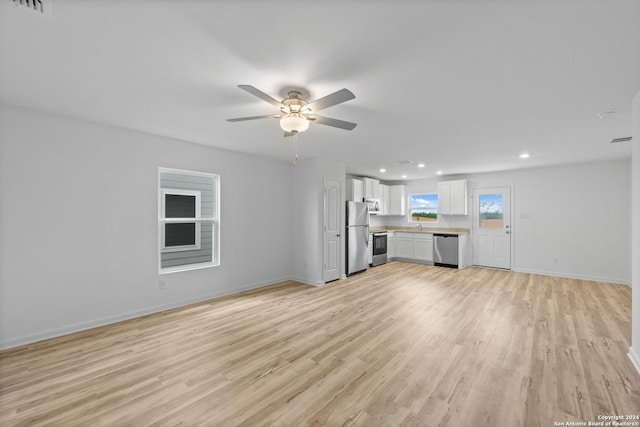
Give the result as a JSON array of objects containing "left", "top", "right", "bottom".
[{"left": 159, "top": 261, "right": 219, "bottom": 275}]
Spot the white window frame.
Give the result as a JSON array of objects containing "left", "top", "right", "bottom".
[
  {"left": 160, "top": 188, "right": 202, "bottom": 252},
  {"left": 158, "top": 168, "right": 220, "bottom": 274},
  {"left": 408, "top": 192, "right": 439, "bottom": 224}
]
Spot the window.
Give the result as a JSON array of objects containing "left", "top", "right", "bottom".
[
  {"left": 409, "top": 193, "right": 438, "bottom": 223},
  {"left": 478, "top": 193, "right": 503, "bottom": 229},
  {"left": 161, "top": 189, "right": 201, "bottom": 251},
  {"left": 159, "top": 168, "right": 219, "bottom": 273}
]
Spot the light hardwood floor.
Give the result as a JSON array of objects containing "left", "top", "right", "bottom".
[{"left": 1, "top": 262, "right": 638, "bottom": 426}]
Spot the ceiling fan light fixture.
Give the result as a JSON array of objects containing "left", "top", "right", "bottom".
[{"left": 280, "top": 113, "right": 309, "bottom": 133}]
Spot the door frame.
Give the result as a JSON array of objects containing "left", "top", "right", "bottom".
[{"left": 471, "top": 186, "right": 513, "bottom": 270}]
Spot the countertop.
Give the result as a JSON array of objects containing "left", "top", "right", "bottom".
[{"left": 370, "top": 226, "right": 470, "bottom": 235}]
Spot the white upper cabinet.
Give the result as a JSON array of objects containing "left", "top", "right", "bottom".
[
  {"left": 450, "top": 180, "right": 467, "bottom": 215},
  {"left": 380, "top": 184, "right": 390, "bottom": 215},
  {"left": 347, "top": 178, "right": 364, "bottom": 202},
  {"left": 388, "top": 185, "right": 406, "bottom": 216},
  {"left": 438, "top": 179, "right": 467, "bottom": 215},
  {"left": 438, "top": 181, "right": 452, "bottom": 215},
  {"left": 354, "top": 179, "right": 404, "bottom": 215},
  {"left": 363, "top": 177, "right": 380, "bottom": 199}
]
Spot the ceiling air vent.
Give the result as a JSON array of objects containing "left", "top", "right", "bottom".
[
  {"left": 610, "top": 137, "right": 632, "bottom": 144},
  {"left": 8, "top": 0, "right": 52, "bottom": 17}
]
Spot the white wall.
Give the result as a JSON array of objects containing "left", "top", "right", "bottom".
[
  {"left": 290, "top": 158, "right": 345, "bottom": 285},
  {"left": 379, "top": 160, "right": 631, "bottom": 284},
  {"left": 290, "top": 159, "right": 321, "bottom": 285},
  {"left": 0, "top": 105, "right": 292, "bottom": 349},
  {"left": 630, "top": 90, "right": 640, "bottom": 373}
]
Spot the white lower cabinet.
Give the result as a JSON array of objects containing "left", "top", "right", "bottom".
[
  {"left": 368, "top": 234, "right": 373, "bottom": 265},
  {"left": 388, "top": 230, "right": 468, "bottom": 269},
  {"left": 413, "top": 233, "right": 433, "bottom": 262},
  {"left": 387, "top": 232, "right": 395, "bottom": 258},
  {"left": 394, "top": 233, "right": 414, "bottom": 259},
  {"left": 393, "top": 232, "right": 433, "bottom": 263}
]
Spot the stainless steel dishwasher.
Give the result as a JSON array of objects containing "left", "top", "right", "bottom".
[{"left": 433, "top": 234, "right": 458, "bottom": 268}]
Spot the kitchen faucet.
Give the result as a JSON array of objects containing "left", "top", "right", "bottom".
[{"left": 416, "top": 224, "right": 423, "bottom": 231}]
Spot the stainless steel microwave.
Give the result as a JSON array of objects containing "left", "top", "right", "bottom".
[{"left": 364, "top": 198, "right": 380, "bottom": 214}]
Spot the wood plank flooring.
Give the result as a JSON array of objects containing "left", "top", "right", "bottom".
[{"left": 1, "top": 262, "right": 638, "bottom": 426}]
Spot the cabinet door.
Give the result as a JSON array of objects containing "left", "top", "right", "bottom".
[
  {"left": 387, "top": 233, "right": 395, "bottom": 258},
  {"left": 381, "top": 184, "right": 390, "bottom": 215},
  {"left": 437, "top": 181, "right": 451, "bottom": 215},
  {"left": 414, "top": 235, "right": 433, "bottom": 262},
  {"left": 368, "top": 235, "right": 373, "bottom": 264},
  {"left": 363, "top": 178, "right": 380, "bottom": 198},
  {"left": 395, "top": 234, "right": 414, "bottom": 259},
  {"left": 389, "top": 185, "right": 406, "bottom": 215},
  {"left": 450, "top": 180, "right": 467, "bottom": 215},
  {"left": 351, "top": 179, "right": 364, "bottom": 202}
]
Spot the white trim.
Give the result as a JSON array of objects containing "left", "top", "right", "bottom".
[
  {"left": 511, "top": 267, "right": 631, "bottom": 286},
  {"left": 158, "top": 166, "right": 217, "bottom": 179},
  {"left": 628, "top": 347, "right": 640, "bottom": 375},
  {"left": 290, "top": 275, "right": 325, "bottom": 287},
  {"left": 159, "top": 260, "right": 215, "bottom": 275},
  {"left": 158, "top": 168, "right": 220, "bottom": 274},
  {"left": 407, "top": 192, "right": 439, "bottom": 224},
  {"left": 161, "top": 218, "right": 214, "bottom": 223}
]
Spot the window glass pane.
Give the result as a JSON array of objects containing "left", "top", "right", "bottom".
[
  {"left": 165, "top": 194, "right": 196, "bottom": 218},
  {"left": 410, "top": 194, "right": 438, "bottom": 222},
  {"left": 165, "top": 223, "right": 197, "bottom": 247},
  {"left": 479, "top": 194, "right": 503, "bottom": 229}
]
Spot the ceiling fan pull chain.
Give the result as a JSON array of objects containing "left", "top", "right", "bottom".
[{"left": 292, "top": 133, "right": 299, "bottom": 167}]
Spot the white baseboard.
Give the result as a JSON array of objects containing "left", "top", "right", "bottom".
[
  {"left": 629, "top": 347, "right": 640, "bottom": 376},
  {"left": 289, "top": 275, "right": 324, "bottom": 287},
  {"left": 0, "top": 276, "right": 290, "bottom": 351},
  {"left": 511, "top": 267, "right": 630, "bottom": 286}
]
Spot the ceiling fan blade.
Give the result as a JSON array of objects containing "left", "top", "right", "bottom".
[
  {"left": 312, "top": 115, "right": 357, "bottom": 131},
  {"left": 306, "top": 88, "right": 355, "bottom": 112},
  {"left": 237, "top": 85, "right": 283, "bottom": 108},
  {"left": 226, "top": 115, "right": 279, "bottom": 122}
]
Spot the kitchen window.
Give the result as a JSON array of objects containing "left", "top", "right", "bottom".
[
  {"left": 409, "top": 193, "right": 438, "bottom": 223},
  {"left": 159, "top": 168, "right": 219, "bottom": 273}
]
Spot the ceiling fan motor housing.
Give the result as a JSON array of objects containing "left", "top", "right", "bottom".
[{"left": 281, "top": 91, "right": 309, "bottom": 114}]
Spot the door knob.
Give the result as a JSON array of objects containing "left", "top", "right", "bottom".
[{"left": 337, "top": 233, "right": 341, "bottom": 237}]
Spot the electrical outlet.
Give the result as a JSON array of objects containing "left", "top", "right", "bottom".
[{"left": 159, "top": 280, "right": 167, "bottom": 290}]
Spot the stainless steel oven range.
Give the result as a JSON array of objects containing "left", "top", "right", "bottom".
[{"left": 371, "top": 232, "right": 387, "bottom": 266}]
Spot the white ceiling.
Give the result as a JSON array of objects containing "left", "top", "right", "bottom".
[{"left": 1, "top": 0, "right": 639, "bottom": 180}]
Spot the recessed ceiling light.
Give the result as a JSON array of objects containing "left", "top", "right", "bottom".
[
  {"left": 519, "top": 153, "right": 530, "bottom": 159},
  {"left": 402, "top": 174, "right": 407, "bottom": 179},
  {"left": 417, "top": 163, "right": 425, "bottom": 168},
  {"left": 436, "top": 170, "right": 443, "bottom": 175},
  {"left": 380, "top": 168, "right": 387, "bottom": 173}
]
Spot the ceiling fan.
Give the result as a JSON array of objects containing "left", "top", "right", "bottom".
[{"left": 227, "top": 85, "right": 357, "bottom": 136}]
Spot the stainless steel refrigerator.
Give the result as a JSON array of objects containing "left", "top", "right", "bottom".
[{"left": 346, "top": 201, "right": 370, "bottom": 275}]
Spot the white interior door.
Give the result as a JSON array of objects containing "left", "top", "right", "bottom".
[
  {"left": 323, "top": 178, "right": 341, "bottom": 283},
  {"left": 472, "top": 187, "right": 511, "bottom": 269}
]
